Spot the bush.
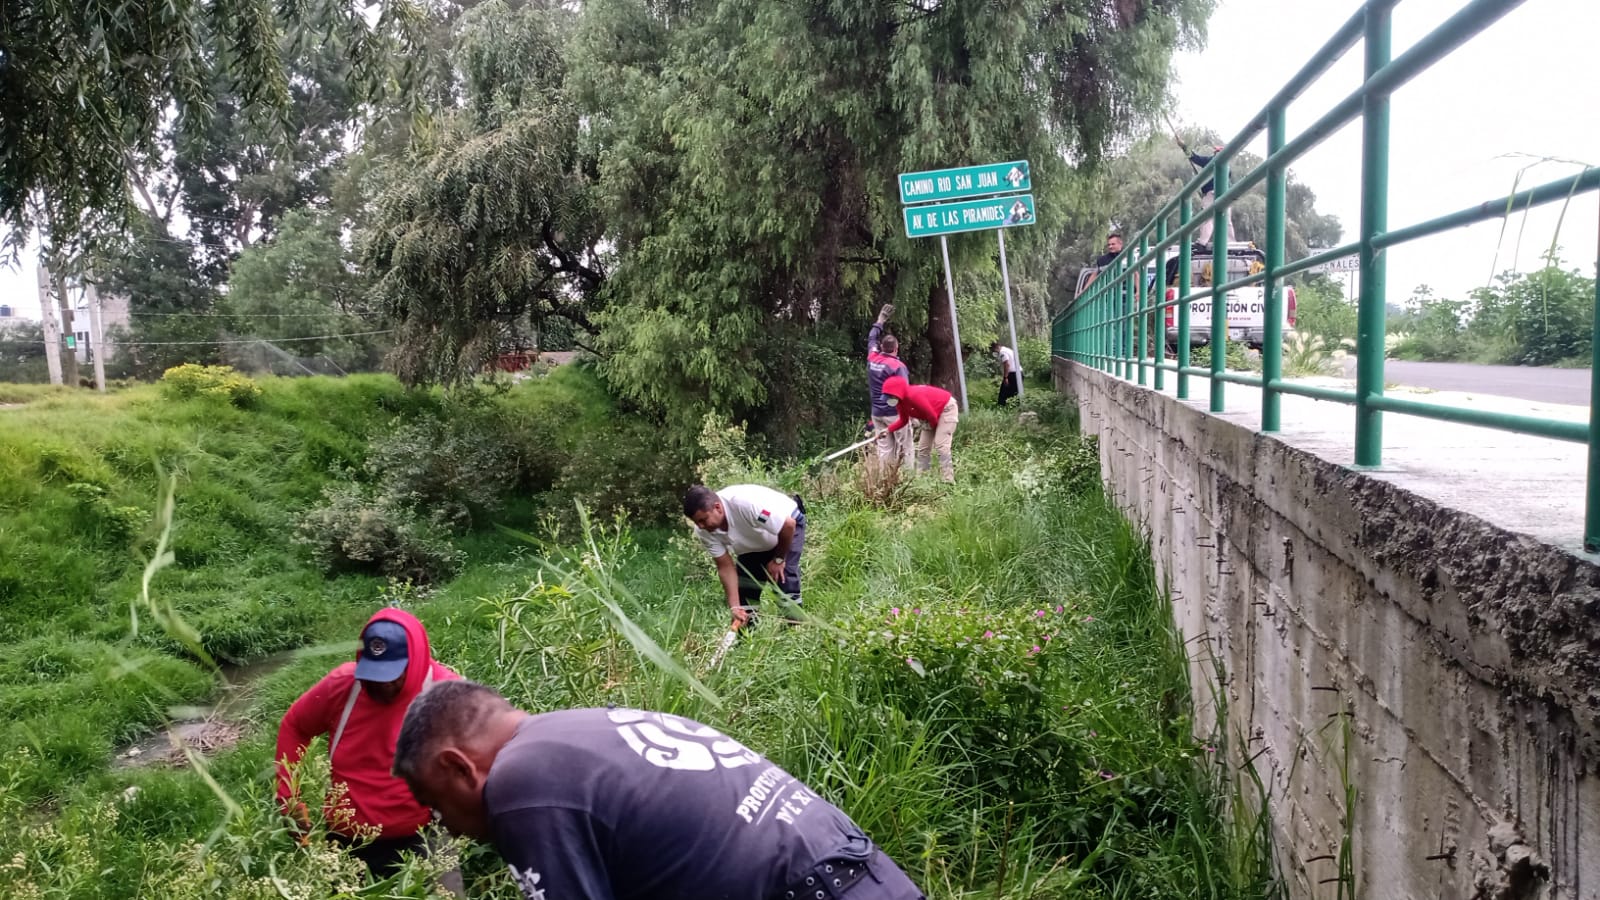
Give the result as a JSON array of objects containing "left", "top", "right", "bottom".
[
  {"left": 295, "top": 482, "right": 463, "bottom": 583},
  {"left": 364, "top": 404, "right": 521, "bottom": 531},
  {"left": 159, "top": 364, "right": 262, "bottom": 408},
  {"left": 1018, "top": 335, "right": 1051, "bottom": 379},
  {"left": 1189, "top": 342, "right": 1257, "bottom": 372}
]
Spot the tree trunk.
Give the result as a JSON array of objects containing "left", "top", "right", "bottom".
[{"left": 925, "top": 276, "right": 961, "bottom": 395}]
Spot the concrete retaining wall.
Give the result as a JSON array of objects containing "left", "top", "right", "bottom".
[{"left": 1053, "top": 358, "right": 1600, "bottom": 900}]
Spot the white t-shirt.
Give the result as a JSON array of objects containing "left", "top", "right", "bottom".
[
  {"left": 694, "top": 485, "right": 798, "bottom": 559},
  {"left": 997, "top": 345, "right": 1021, "bottom": 376}
]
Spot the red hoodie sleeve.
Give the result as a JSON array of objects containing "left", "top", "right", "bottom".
[
  {"left": 275, "top": 667, "right": 353, "bottom": 805},
  {"left": 886, "top": 406, "right": 913, "bottom": 433}
]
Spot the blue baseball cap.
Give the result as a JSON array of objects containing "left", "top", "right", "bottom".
[{"left": 355, "top": 620, "right": 410, "bottom": 683}]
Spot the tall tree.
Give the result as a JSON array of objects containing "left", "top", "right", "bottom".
[
  {"left": 228, "top": 208, "right": 386, "bottom": 370},
  {"left": 363, "top": 0, "right": 604, "bottom": 386},
  {"left": 579, "top": 0, "right": 1212, "bottom": 442},
  {"left": 0, "top": 0, "right": 424, "bottom": 263},
  {"left": 93, "top": 213, "right": 230, "bottom": 378}
]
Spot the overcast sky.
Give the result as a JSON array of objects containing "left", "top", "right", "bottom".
[
  {"left": 1171, "top": 0, "right": 1598, "bottom": 303},
  {"left": 2, "top": 0, "right": 1595, "bottom": 319}
]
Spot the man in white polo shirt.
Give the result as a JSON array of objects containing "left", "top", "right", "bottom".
[{"left": 682, "top": 483, "right": 806, "bottom": 626}]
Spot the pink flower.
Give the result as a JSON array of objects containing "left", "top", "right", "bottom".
[
  {"left": 1204, "top": 746, "right": 1217, "bottom": 754},
  {"left": 983, "top": 630, "right": 995, "bottom": 639},
  {"left": 1035, "top": 610, "right": 1046, "bottom": 618},
  {"left": 1099, "top": 770, "right": 1116, "bottom": 780},
  {"left": 1028, "top": 645, "right": 1041, "bottom": 655},
  {"left": 1089, "top": 730, "right": 1098, "bottom": 737},
  {"left": 890, "top": 607, "right": 900, "bottom": 617},
  {"left": 1083, "top": 615, "right": 1095, "bottom": 623},
  {"left": 912, "top": 608, "right": 922, "bottom": 615},
  {"left": 1042, "top": 633, "right": 1053, "bottom": 642},
  {"left": 1055, "top": 605, "right": 1064, "bottom": 614}
]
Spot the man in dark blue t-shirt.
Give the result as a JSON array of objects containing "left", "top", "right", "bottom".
[
  {"left": 394, "top": 681, "right": 925, "bottom": 900},
  {"left": 866, "top": 304, "right": 912, "bottom": 472}
]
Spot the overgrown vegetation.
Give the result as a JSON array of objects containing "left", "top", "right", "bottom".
[
  {"left": 0, "top": 379, "right": 1278, "bottom": 899},
  {"left": 1388, "top": 260, "right": 1595, "bottom": 367}
]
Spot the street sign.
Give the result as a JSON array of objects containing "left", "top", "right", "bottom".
[
  {"left": 904, "top": 194, "right": 1036, "bottom": 239},
  {"left": 1307, "top": 253, "right": 1359, "bottom": 273},
  {"left": 899, "top": 160, "right": 1030, "bottom": 205}
]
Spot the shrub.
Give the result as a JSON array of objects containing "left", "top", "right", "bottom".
[
  {"left": 295, "top": 483, "right": 463, "bottom": 583},
  {"left": 364, "top": 406, "right": 521, "bottom": 531},
  {"left": 159, "top": 364, "right": 262, "bottom": 408},
  {"left": 1018, "top": 335, "right": 1052, "bottom": 379}
]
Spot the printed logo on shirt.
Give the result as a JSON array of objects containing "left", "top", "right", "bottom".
[
  {"left": 607, "top": 708, "right": 760, "bottom": 772},
  {"left": 756, "top": 509, "right": 770, "bottom": 524},
  {"left": 509, "top": 867, "right": 546, "bottom": 900},
  {"left": 734, "top": 763, "right": 822, "bottom": 827}
]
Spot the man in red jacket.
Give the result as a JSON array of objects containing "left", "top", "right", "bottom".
[
  {"left": 881, "top": 374, "right": 959, "bottom": 483},
  {"left": 276, "top": 608, "right": 460, "bottom": 883}
]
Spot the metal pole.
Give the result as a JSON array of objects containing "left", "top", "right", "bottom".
[
  {"left": 1262, "top": 105, "right": 1288, "bottom": 432},
  {"left": 37, "top": 261, "right": 63, "bottom": 386},
  {"left": 1178, "top": 198, "right": 1192, "bottom": 399},
  {"left": 85, "top": 280, "right": 107, "bottom": 393},
  {"left": 1586, "top": 200, "right": 1600, "bottom": 553},
  {"left": 1355, "top": 1, "right": 1393, "bottom": 467},
  {"left": 1210, "top": 159, "right": 1231, "bottom": 413},
  {"left": 997, "top": 229, "right": 1023, "bottom": 401},
  {"left": 1153, "top": 218, "right": 1166, "bottom": 392},
  {"left": 939, "top": 235, "right": 969, "bottom": 412},
  {"left": 1135, "top": 234, "right": 1148, "bottom": 386}
]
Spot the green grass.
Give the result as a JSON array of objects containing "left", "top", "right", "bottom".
[{"left": 0, "top": 384, "right": 1280, "bottom": 899}]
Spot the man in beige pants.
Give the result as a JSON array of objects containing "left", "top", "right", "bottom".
[{"left": 880, "top": 375, "right": 959, "bottom": 483}]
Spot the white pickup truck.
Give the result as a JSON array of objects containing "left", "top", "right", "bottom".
[{"left": 1074, "top": 242, "right": 1295, "bottom": 350}]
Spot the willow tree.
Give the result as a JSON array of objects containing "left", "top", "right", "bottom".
[
  {"left": 578, "top": 0, "right": 1211, "bottom": 441},
  {"left": 0, "top": 0, "right": 424, "bottom": 262},
  {"left": 363, "top": 0, "right": 604, "bottom": 386}
]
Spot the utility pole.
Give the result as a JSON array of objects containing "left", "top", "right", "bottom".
[
  {"left": 37, "top": 262, "right": 64, "bottom": 385},
  {"left": 53, "top": 269, "right": 79, "bottom": 387},
  {"left": 84, "top": 279, "right": 107, "bottom": 392}
]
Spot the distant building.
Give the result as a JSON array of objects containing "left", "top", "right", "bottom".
[
  {"left": 0, "top": 303, "right": 36, "bottom": 331},
  {"left": 71, "top": 290, "right": 131, "bottom": 364}
]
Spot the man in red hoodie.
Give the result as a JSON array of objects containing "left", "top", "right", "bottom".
[
  {"left": 276, "top": 608, "right": 460, "bottom": 883},
  {"left": 880, "top": 374, "right": 959, "bottom": 483}
]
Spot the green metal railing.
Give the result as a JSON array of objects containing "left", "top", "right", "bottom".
[{"left": 1051, "top": 0, "right": 1600, "bottom": 553}]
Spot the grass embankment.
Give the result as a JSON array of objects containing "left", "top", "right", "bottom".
[{"left": 0, "top": 377, "right": 1278, "bottom": 899}]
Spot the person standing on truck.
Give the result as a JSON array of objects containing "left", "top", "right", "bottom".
[
  {"left": 1182, "top": 143, "right": 1229, "bottom": 244},
  {"left": 683, "top": 483, "right": 807, "bottom": 626},
  {"left": 991, "top": 340, "right": 1021, "bottom": 407},
  {"left": 880, "top": 374, "right": 959, "bottom": 483},
  {"left": 275, "top": 609, "right": 462, "bottom": 889},
  {"left": 866, "top": 304, "right": 913, "bottom": 470}
]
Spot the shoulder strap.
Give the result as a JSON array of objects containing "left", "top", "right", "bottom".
[{"left": 328, "top": 680, "right": 362, "bottom": 760}]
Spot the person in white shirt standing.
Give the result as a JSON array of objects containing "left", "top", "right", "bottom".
[
  {"left": 682, "top": 484, "right": 806, "bottom": 626},
  {"left": 991, "top": 340, "right": 1022, "bottom": 407}
]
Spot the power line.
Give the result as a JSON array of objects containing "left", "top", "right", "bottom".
[
  {"left": 127, "top": 310, "right": 375, "bottom": 318},
  {"left": 114, "top": 330, "right": 394, "bottom": 346}
]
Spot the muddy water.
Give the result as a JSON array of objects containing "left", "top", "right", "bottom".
[{"left": 113, "top": 649, "right": 306, "bottom": 769}]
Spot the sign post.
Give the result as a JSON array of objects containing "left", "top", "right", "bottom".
[
  {"left": 997, "top": 228, "right": 1023, "bottom": 401},
  {"left": 936, "top": 235, "right": 969, "bottom": 414},
  {"left": 900, "top": 161, "right": 1035, "bottom": 412}
]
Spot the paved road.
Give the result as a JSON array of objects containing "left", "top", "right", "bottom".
[{"left": 1338, "top": 359, "right": 1592, "bottom": 406}]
